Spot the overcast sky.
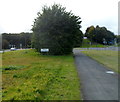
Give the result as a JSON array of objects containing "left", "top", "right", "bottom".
[{"left": 0, "top": 0, "right": 119, "bottom": 34}]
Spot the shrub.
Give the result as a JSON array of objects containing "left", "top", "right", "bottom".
[{"left": 32, "top": 4, "right": 83, "bottom": 55}]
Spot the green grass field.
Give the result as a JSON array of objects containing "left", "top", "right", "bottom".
[
  {"left": 82, "top": 50, "right": 118, "bottom": 73},
  {"left": 2, "top": 49, "right": 81, "bottom": 100}
]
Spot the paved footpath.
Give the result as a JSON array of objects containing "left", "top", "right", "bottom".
[{"left": 73, "top": 49, "right": 118, "bottom": 101}]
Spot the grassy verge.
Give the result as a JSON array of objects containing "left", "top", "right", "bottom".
[
  {"left": 81, "top": 44, "right": 106, "bottom": 48},
  {"left": 81, "top": 50, "right": 118, "bottom": 73},
  {"left": 2, "top": 49, "right": 81, "bottom": 100},
  {"left": 81, "top": 39, "right": 107, "bottom": 48}
]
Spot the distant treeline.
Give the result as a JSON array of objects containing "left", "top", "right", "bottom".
[
  {"left": 2, "top": 32, "right": 32, "bottom": 49},
  {"left": 1, "top": 27, "right": 120, "bottom": 50}
]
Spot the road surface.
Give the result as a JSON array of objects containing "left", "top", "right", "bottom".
[
  {"left": 0, "top": 50, "right": 10, "bottom": 53},
  {"left": 0, "top": 49, "right": 28, "bottom": 53},
  {"left": 73, "top": 49, "right": 118, "bottom": 101},
  {"left": 77, "top": 46, "right": 119, "bottom": 51}
]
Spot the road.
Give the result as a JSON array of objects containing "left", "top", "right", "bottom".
[
  {"left": 0, "top": 49, "right": 28, "bottom": 53},
  {"left": 0, "top": 50, "right": 10, "bottom": 53},
  {"left": 73, "top": 49, "right": 118, "bottom": 100},
  {"left": 77, "top": 46, "right": 119, "bottom": 51}
]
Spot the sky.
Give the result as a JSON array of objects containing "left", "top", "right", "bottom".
[{"left": 0, "top": 0, "right": 119, "bottom": 34}]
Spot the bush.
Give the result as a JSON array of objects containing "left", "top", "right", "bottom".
[{"left": 32, "top": 4, "right": 83, "bottom": 55}]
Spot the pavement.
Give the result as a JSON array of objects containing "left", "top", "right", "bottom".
[{"left": 73, "top": 49, "right": 118, "bottom": 101}]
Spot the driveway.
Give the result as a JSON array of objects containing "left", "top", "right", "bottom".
[{"left": 73, "top": 49, "right": 118, "bottom": 100}]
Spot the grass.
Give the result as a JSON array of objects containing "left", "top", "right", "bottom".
[
  {"left": 81, "top": 44, "right": 106, "bottom": 48},
  {"left": 2, "top": 49, "right": 81, "bottom": 100},
  {"left": 82, "top": 50, "right": 118, "bottom": 73},
  {"left": 81, "top": 39, "right": 106, "bottom": 48}
]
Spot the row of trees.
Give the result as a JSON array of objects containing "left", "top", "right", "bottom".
[
  {"left": 85, "top": 25, "right": 116, "bottom": 45},
  {"left": 2, "top": 32, "right": 32, "bottom": 49},
  {"left": 2, "top": 27, "right": 118, "bottom": 50}
]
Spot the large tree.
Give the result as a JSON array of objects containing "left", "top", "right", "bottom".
[{"left": 32, "top": 4, "right": 83, "bottom": 55}]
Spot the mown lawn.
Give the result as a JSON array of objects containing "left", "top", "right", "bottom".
[
  {"left": 82, "top": 50, "right": 118, "bottom": 73},
  {"left": 2, "top": 49, "right": 81, "bottom": 100}
]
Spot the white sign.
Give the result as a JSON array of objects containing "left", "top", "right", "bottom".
[
  {"left": 84, "top": 37, "right": 87, "bottom": 39},
  {"left": 106, "top": 71, "right": 114, "bottom": 74},
  {"left": 41, "top": 49, "right": 49, "bottom": 52}
]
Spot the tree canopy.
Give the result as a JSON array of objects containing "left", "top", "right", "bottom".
[
  {"left": 85, "top": 25, "right": 115, "bottom": 45},
  {"left": 32, "top": 4, "right": 83, "bottom": 55}
]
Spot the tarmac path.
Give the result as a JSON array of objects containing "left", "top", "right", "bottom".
[{"left": 73, "top": 49, "right": 118, "bottom": 101}]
